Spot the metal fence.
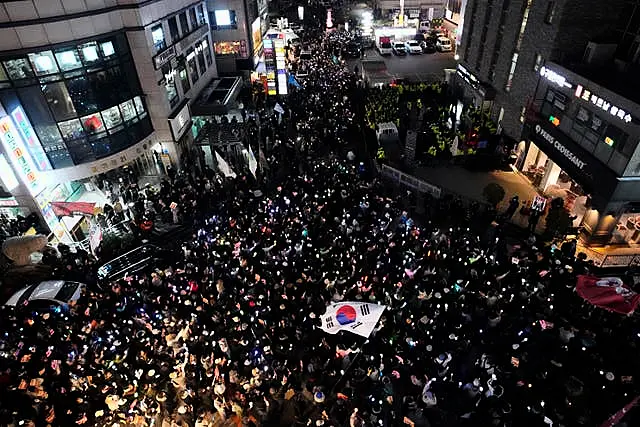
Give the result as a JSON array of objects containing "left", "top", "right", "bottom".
[{"left": 380, "top": 164, "right": 442, "bottom": 198}]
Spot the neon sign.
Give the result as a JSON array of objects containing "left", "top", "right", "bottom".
[
  {"left": 11, "top": 106, "right": 51, "bottom": 171},
  {"left": 540, "top": 66, "right": 572, "bottom": 89},
  {"left": 575, "top": 85, "right": 632, "bottom": 124},
  {"left": 0, "top": 116, "right": 43, "bottom": 195}
]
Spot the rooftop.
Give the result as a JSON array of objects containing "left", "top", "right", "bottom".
[{"left": 561, "top": 61, "right": 640, "bottom": 107}]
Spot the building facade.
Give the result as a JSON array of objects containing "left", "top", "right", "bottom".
[
  {"left": 375, "top": 0, "right": 447, "bottom": 20},
  {"left": 0, "top": 0, "right": 217, "bottom": 243},
  {"left": 455, "top": 0, "right": 640, "bottom": 245}
]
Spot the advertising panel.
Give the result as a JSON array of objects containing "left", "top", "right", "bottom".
[
  {"left": 263, "top": 39, "right": 277, "bottom": 95},
  {"left": 0, "top": 153, "right": 19, "bottom": 191},
  {"left": 11, "top": 106, "right": 51, "bottom": 172},
  {"left": 274, "top": 38, "right": 287, "bottom": 95},
  {"left": 0, "top": 116, "right": 44, "bottom": 196},
  {"left": 252, "top": 17, "right": 263, "bottom": 67}
]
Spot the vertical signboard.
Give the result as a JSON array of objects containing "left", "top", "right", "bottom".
[
  {"left": 11, "top": 106, "right": 51, "bottom": 171},
  {"left": 0, "top": 116, "right": 45, "bottom": 196},
  {"left": 252, "top": 17, "right": 263, "bottom": 67},
  {"left": 263, "top": 38, "right": 277, "bottom": 95},
  {"left": 274, "top": 38, "right": 288, "bottom": 95}
]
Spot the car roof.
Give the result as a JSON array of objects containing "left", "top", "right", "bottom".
[
  {"left": 97, "top": 244, "right": 161, "bottom": 280},
  {"left": 406, "top": 40, "right": 419, "bottom": 44},
  {"left": 438, "top": 37, "right": 450, "bottom": 42},
  {"left": 5, "top": 280, "right": 65, "bottom": 306}
]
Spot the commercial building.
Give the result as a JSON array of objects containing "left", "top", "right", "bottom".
[
  {"left": 0, "top": 0, "right": 217, "bottom": 244},
  {"left": 455, "top": 0, "right": 640, "bottom": 246}
]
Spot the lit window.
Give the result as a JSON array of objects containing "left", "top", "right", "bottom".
[
  {"left": 55, "top": 49, "right": 82, "bottom": 71},
  {"left": 151, "top": 25, "right": 166, "bottom": 52},
  {"left": 100, "top": 41, "right": 115, "bottom": 57},
  {"left": 133, "top": 96, "right": 145, "bottom": 115},
  {"left": 28, "top": 51, "right": 59, "bottom": 76},
  {"left": 79, "top": 43, "right": 100, "bottom": 64},
  {"left": 533, "top": 53, "right": 543, "bottom": 72},
  {"left": 215, "top": 10, "right": 231, "bottom": 26},
  {"left": 505, "top": 53, "right": 518, "bottom": 92}
]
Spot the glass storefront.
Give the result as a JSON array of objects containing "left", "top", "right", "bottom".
[{"left": 0, "top": 33, "right": 151, "bottom": 169}]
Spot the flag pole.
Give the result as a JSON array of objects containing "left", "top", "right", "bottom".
[{"left": 329, "top": 338, "right": 366, "bottom": 396}]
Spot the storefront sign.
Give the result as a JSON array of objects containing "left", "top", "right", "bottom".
[
  {"left": 535, "top": 124, "right": 586, "bottom": 170},
  {"left": 153, "top": 46, "right": 176, "bottom": 69},
  {"left": 0, "top": 197, "right": 18, "bottom": 207},
  {"left": 168, "top": 101, "right": 192, "bottom": 141},
  {"left": 0, "top": 153, "right": 19, "bottom": 191},
  {"left": 252, "top": 17, "right": 263, "bottom": 67},
  {"left": 274, "top": 38, "right": 287, "bottom": 95},
  {"left": 178, "top": 25, "right": 209, "bottom": 53},
  {"left": 0, "top": 116, "right": 44, "bottom": 196},
  {"left": 539, "top": 66, "right": 572, "bottom": 89},
  {"left": 574, "top": 85, "right": 633, "bottom": 124},
  {"left": 11, "top": 107, "right": 51, "bottom": 171}
]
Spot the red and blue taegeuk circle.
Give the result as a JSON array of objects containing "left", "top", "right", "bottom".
[{"left": 336, "top": 305, "right": 357, "bottom": 325}]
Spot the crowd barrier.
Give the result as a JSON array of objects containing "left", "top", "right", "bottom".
[{"left": 380, "top": 164, "right": 442, "bottom": 199}]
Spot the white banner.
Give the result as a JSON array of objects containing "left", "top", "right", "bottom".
[
  {"left": 320, "top": 302, "right": 386, "bottom": 338},
  {"left": 215, "top": 151, "right": 237, "bottom": 178}
]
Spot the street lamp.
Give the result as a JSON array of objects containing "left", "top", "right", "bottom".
[{"left": 298, "top": 6, "right": 304, "bottom": 21}]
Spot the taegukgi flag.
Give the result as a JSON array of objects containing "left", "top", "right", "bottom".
[{"left": 320, "top": 302, "right": 386, "bottom": 338}]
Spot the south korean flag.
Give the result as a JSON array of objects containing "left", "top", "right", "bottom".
[{"left": 320, "top": 302, "right": 387, "bottom": 338}]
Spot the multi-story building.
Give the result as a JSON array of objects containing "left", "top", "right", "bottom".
[
  {"left": 0, "top": 0, "right": 217, "bottom": 243},
  {"left": 455, "top": 0, "right": 640, "bottom": 246}
]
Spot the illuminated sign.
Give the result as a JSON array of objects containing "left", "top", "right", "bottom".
[
  {"left": 539, "top": 66, "right": 572, "bottom": 89},
  {"left": 574, "top": 85, "right": 632, "bottom": 124},
  {"left": 456, "top": 64, "right": 479, "bottom": 90},
  {"left": 0, "top": 116, "right": 43, "bottom": 196},
  {"left": 0, "top": 197, "right": 18, "bottom": 207},
  {"left": 549, "top": 115, "right": 560, "bottom": 126},
  {"left": 535, "top": 124, "right": 586, "bottom": 170},
  {"left": 168, "top": 102, "right": 191, "bottom": 141},
  {"left": 11, "top": 106, "right": 51, "bottom": 171},
  {"left": 0, "top": 154, "right": 19, "bottom": 191},
  {"left": 274, "top": 38, "right": 288, "bottom": 95},
  {"left": 604, "top": 136, "right": 614, "bottom": 146}
]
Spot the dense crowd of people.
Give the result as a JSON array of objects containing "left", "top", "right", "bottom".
[{"left": 0, "top": 9, "right": 639, "bottom": 427}]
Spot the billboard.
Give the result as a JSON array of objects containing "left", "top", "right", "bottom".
[
  {"left": 0, "top": 116, "right": 45, "bottom": 196},
  {"left": 252, "top": 17, "right": 263, "bottom": 67}
]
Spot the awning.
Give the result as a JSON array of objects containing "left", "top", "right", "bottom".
[{"left": 50, "top": 201, "right": 96, "bottom": 216}]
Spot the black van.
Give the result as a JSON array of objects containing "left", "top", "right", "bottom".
[{"left": 97, "top": 244, "right": 173, "bottom": 282}]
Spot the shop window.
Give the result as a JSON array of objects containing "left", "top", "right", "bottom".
[
  {"left": 133, "top": 96, "right": 145, "bottom": 116},
  {"left": 66, "top": 76, "right": 99, "bottom": 115},
  {"left": 100, "top": 41, "right": 116, "bottom": 58},
  {"left": 604, "top": 124, "right": 632, "bottom": 155},
  {"left": 119, "top": 100, "right": 137, "bottom": 122},
  {"left": 211, "top": 10, "right": 237, "bottom": 30},
  {"left": 189, "top": 8, "right": 198, "bottom": 29},
  {"left": 203, "top": 37, "right": 212, "bottom": 66},
  {"left": 215, "top": 41, "right": 242, "bottom": 56},
  {"left": 54, "top": 48, "right": 82, "bottom": 71},
  {"left": 179, "top": 12, "right": 190, "bottom": 34},
  {"left": 109, "top": 128, "right": 132, "bottom": 153},
  {"left": 544, "top": 88, "right": 567, "bottom": 111},
  {"left": 58, "top": 118, "right": 84, "bottom": 141},
  {"left": 42, "top": 82, "right": 77, "bottom": 121},
  {"left": 197, "top": 46, "right": 206, "bottom": 72},
  {"left": 187, "top": 49, "right": 199, "bottom": 83},
  {"left": 66, "top": 138, "right": 95, "bottom": 164},
  {"left": 81, "top": 113, "right": 105, "bottom": 134},
  {"left": 197, "top": 4, "right": 206, "bottom": 25},
  {"left": 3, "top": 58, "right": 34, "bottom": 80},
  {"left": 102, "top": 105, "right": 123, "bottom": 130},
  {"left": 178, "top": 64, "right": 190, "bottom": 93},
  {"left": 151, "top": 25, "right": 166, "bottom": 53},
  {"left": 27, "top": 51, "right": 59, "bottom": 76},
  {"left": 168, "top": 16, "right": 180, "bottom": 42},
  {"left": 89, "top": 67, "right": 128, "bottom": 109},
  {"left": 78, "top": 42, "right": 101, "bottom": 65}
]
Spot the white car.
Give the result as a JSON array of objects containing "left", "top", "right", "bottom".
[
  {"left": 405, "top": 40, "right": 422, "bottom": 54},
  {"left": 5, "top": 280, "right": 86, "bottom": 308},
  {"left": 436, "top": 37, "right": 452, "bottom": 52}
]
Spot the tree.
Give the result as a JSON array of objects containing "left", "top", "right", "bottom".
[
  {"left": 482, "top": 183, "right": 506, "bottom": 207},
  {"left": 544, "top": 197, "right": 573, "bottom": 239}
]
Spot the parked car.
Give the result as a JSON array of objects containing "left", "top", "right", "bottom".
[
  {"left": 377, "top": 38, "right": 393, "bottom": 55},
  {"left": 420, "top": 41, "right": 436, "bottom": 53},
  {"left": 405, "top": 40, "right": 422, "bottom": 54},
  {"left": 392, "top": 42, "right": 407, "bottom": 55},
  {"left": 436, "top": 37, "right": 452, "bottom": 52},
  {"left": 419, "top": 20, "right": 431, "bottom": 33},
  {"left": 97, "top": 244, "right": 174, "bottom": 282},
  {"left": 5, "top": 280, "right": 86, "bottom": 309}
]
